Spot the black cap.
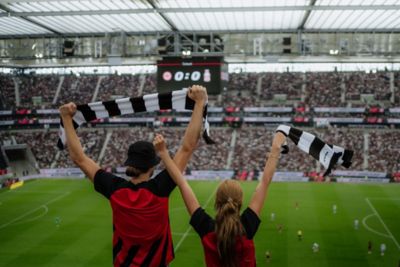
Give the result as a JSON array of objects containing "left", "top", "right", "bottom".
[{"left": 124, "top": 141, "right": 160, "bottom": 170}]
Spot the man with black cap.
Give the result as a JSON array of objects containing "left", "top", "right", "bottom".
[{"left": 59, "top": 85, "right": 207, "bottom": 267}]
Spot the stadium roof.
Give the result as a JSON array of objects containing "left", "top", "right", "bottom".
[{"left": 0, "top": 0, "right": 399, "bottom": 36}]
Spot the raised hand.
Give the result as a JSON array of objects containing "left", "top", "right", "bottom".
[
  {"left": 272, "top": 132, "right": 287, "bottom": 150},
  {"left": 59, "top": 102, "right": 77, "bottom": 118},
  {"left": 188, "top": 85, "right": 208, "bottom": 103},
  {"left": 153, "top": 134, "right": 167, "bottom": 154}
]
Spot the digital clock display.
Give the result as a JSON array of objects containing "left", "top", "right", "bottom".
[{"left": 157, "top": 57, "right": 227, "bottom": 95}]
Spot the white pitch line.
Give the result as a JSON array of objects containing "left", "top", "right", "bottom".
[
  {"left": 365, "top": 198, "right": 400, "bottom": 251},
  {"left": 0, "top": 191, "right": 70, "bottom": 230},
  {"left": 368, "top": 197, "right": 400, "bottom": 201},
  {"left": 172, "top": 232, "right": 195, "bottom": 236},
  {"left": 362, "top": 214, "right": 391, "bottom": 238},
  {"left": 174, "top": 185, "right": 218, "bottom": 253},
  {"left": 13, "top": 205, "right": 49, "bottom": 226}
]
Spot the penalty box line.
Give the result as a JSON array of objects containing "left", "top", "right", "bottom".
[
  {"left": 0, "top": 191, "right": 70, "bottom": 231},
  {"left": 365, "top": 198, "right": 400, "bottom": 251}
]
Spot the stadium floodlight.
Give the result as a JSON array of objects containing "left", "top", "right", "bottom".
[{"left": 329, "top": 49, "right": 339, "bottom": 55}]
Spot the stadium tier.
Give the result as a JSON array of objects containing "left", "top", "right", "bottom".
[
  {"left": 0, "top": 71, "right": 397, "bottom": 109},
  {"left": 0, "top": 127, "right": 399, "bottom": 176},
  {"left": 0, "top": 71, "right": 399, "bottom": 178}
]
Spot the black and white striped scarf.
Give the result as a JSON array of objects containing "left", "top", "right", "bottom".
[
  {"left": 57, "top": 89, "right": 214, "bottom": 150},
  {"left": 276, "top": 125, "right": 353, "bottom": 176}
]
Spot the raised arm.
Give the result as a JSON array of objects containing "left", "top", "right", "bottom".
[
  {"left": 59, "top": 103, "right": 100, "bottom": 182},
  {"left": 173, "top": 85, "right": 208, "bottom": 173},
  {"left": 154, "top": 134, "right": 200, "bottom": 215},
  {"left": 248, "top": 132, "right": 286, "bottom": 216}
]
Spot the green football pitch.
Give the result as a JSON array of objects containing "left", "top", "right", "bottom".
[{"left": 0, "top": 179, "right": 399, "bottom": 267}]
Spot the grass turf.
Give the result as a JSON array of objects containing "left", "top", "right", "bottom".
[{"left": 0, "top": 179, "right": 399, "bottom": 267}]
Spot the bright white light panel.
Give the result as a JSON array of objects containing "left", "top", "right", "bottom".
[
  {"left": 164, "top": 11, "right": 306, "bottom": 30},
  {"left": 29, "top": 13, "right": 171, "bottom": 33},
  {"left": 0, "top": 17, "right": 52, "bottom": 35},
  {"left": 7, "top": 0, "right": 151, "bottom": 12},
  {"left": 156, "top": 0, "right": 311, "bottom": 8}
]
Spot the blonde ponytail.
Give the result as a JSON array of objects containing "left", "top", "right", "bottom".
[{"left": 215, "top": 180, "right": 244, "bottom": 267}]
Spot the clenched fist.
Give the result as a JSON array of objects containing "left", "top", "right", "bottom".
[
  {"left": 59, "top": 102, "right": 77, "bottom": 118},
  {"left": 188, "top": 85, "right": 208, "bottom": 103}
]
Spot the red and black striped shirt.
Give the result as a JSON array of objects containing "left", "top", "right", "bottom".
[
  {"left": 94, "top": 169, "right": 176, "bottom": 267},
  {"left": 190, "top": 207, "right": 261, "bottom": 267}
]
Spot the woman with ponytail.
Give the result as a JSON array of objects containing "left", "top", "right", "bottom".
[{"left": 154, "top": 131, "right": 287, "bottom": 267}]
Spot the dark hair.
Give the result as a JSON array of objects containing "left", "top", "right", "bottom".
[
  {"left": 215, "top": 180, "right": 244, "bottom": 267},
  {"left": 125, "top": 166, "right": 149, "bottom": 178}
]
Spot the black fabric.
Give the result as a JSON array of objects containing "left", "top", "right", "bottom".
[
  {"left": 190, "top": 208, "right": 215, "bottom": 238},
  {"left": 77, "top": 104, "right": 97, "bottom": 122},
  {"left": 342, "top": 149, "right": 354, "bottom": 168},
  {"left": 130, "top": 97, "right": 147, "bottom": 113},
  {"left": 72, "top": 119, "right": 79, "bottom": 129},
  {"left": 288, "top": 127, "right": 302, "bottom": 145},
  {"left": 103, "top": 100, "right": 121, "bottom": 117},
  {"left": 190, "top": 207, "right": 261, "bottom": 240},
  {"left": 56, "top": 138, "right": 64, "bottom": 150},
  {"left": 120, "top": 244, "right": 140, "bottom": 267},
  {"left": 113, "top": 238, "right": 123, "bottom": 262},
  {"left": 94, "top": 169, "right": 126, "bottom": 199},
  {"left": 240, "top": 208, "right": 261, "bottom": 240},
  {"left": 158, "top": 92, "right": 173, "bottom": 110},
  {"left": 146, "top": 170, "right": 176, "bottom": 198},
  {"left": 309, "top": 137, "right": 326, "bottom": 161},
  {"left": 94, "top": 169, "right": 176, "bottom": 199},
  {"left": 159, "top": 231, "right": 171, "bottom": 267},
  {"left": 141, "top": 237, "right": 162, "bottom": 267},
  {"left": 184, "top": 94, "right": 195, "bottom": 110}
]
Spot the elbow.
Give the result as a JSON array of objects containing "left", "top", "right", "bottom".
[{"left": 182, "top": 133, "right": 200, "bottom": 152}]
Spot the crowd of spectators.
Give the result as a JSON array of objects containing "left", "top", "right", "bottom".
[
  {"left": 101, "top": 127, "right": 153, "bottom": 168},
  {"left": 1, "top": 71, "right": 399, "bottom": 110},
  {"left": 0, "top": 126, "right": 398, "bottom": 174},
  {"left": 142, "top": 74, "right": 157, "bottom": 95},
  {"left": 13, "top": 131, "right": 59, "bottom": 168},
  {"left": 345, "top": 72, "right": 391, "bottom": 101},
  {"left": 261, "top": 72, "right": 303, "bottom": 101},
  {"left": 101, "top": 127, "right": 231, "bottom": 170},
  {"left": 56, "top": 129, "right": 106, "bottom": 168},
  {"left": 305, "top": 72, "right": 343, "bottom": 107},
  {"left": 18, "top": 75, "right": 59, "bottom": 108},
  {"left": 56, "top": 75, "right": 98, "bottom": 106},
  {"left": 231, "top": 127, "right": 272, "bottom": 171},
  {"left": 368, "top": 131, "right": 400, "bottom": 173},
  {"left": 96, "top": 74, "right": 142, "bottom": 101},
  {"left": 0, "top": 74, "right": 16, "bottom": 109},
  {"left": 189, "top": 128, "right": 232, "bottom": 170}
]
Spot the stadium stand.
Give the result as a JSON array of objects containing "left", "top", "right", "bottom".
[
  {"left": 18, "top": 75, "right": 59, "bottom": 108},
  {"left": 368, "top": 131, "right": 400, "bottom": 173},
  {"left": 96, "top": 74, "right": 142, "bottom": 101},
  {"left": 0, "top": 74, "right": 16, "bottom": 109},
  {"left": 305, "top": 72, "right": 343, "bottom": 107},
  {"left": 13, "top": 131, "right": 59, "bottom": 169},
  {"left": 56, "top": 129, "right": 106, "bottom": 168},
  {"left": 1, "top": 71, "right": 400, "bottom": 109},
  {"left": 56, "top": 75, "right": 98, "bottom": 106}
]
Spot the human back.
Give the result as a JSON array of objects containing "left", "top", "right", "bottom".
[{"left": 153, "top": 132, "right": 286, "bottom": 266}]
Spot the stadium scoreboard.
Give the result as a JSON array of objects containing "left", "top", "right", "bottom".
[{"left": 157, "top": 57, "right": 228, "bottom": 95}]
